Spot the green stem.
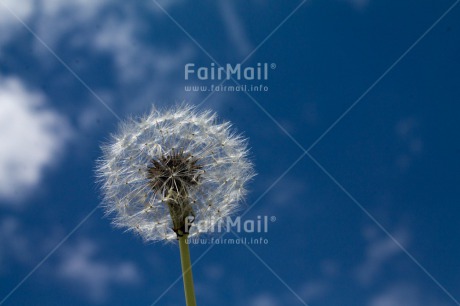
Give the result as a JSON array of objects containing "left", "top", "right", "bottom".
[{"left": 179, "top": 234, "right": 197, "bottom": 306}]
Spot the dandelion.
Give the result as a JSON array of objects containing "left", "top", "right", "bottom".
[{"left": 96, "top": 104, "right": 254, "bottom": 305}]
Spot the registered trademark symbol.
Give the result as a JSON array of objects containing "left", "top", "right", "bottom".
[
  {"left": 270, "top": 216, "right": 276, "bottom": 222},
  {"left": 270, "top": 63, "right": 276, "bottom": 69}
]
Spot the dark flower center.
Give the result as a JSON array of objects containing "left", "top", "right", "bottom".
[
  {"left": 146, "top": 150, "right": 202, "bottom": 195},
  {"left": 146, "top": 149, "right": 203, "bottom": 236}
]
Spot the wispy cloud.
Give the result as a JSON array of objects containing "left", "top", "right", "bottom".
[
  {"left": 355, "top": 226, "right": 409, "bottom": 285},
  {"left": 369, "top": 283, "right": 447, "bottom": 306},
  {"left": 218, "top": 0, "right": 252, "bottom": 58},
  {"left": 0, "top": 76, "right": 72, "bottom": 203},
  {"left": 0, "top": 217, "right": 32, "bottom": 271},
  {"left": 1, "top": 0, "right": 262, "bottom": 121},
  {"left": 34, "top": 1, "right": 198, "bottom": 111},
  {"left": 56, "top": 240, "right": 141, "bottom": 303},
  {"left": 395, "top": 117, "right": 423, "bottom": 171},
  {"left": 250, "top": 292, "right": 280, "bottom": 306},
  {"left": 0, "top": 0, "right": 34, "bottom": 45},
  {"left": 299, "top": 280, "right": 329, "bottom": 302}
]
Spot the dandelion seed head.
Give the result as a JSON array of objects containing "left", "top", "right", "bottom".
[{"left": 96, "top": 105, "right": 254, "bottom": 242}]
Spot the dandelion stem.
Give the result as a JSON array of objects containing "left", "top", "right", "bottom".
[{"left": 179, "top": 234, "right": 197, "bottom": 306}]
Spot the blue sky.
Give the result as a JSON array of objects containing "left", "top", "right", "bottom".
[{"left": 0, "top": 0, "right": 459, "bottom": 305}]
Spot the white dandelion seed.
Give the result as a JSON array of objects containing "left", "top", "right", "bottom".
[{"left": 96, "top": 104, "right": 254, "bottom": 242}]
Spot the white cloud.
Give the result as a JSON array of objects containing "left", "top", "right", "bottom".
[
  {"left": 203, "top": 263, "right": 225, "bottom": 281},
  {"left": 2, "top": 0, "right": 257, "bottom": 120},
  {"left": 0, "top": 216, "right": 32, "bottom": 271},
  {"left": 218, "top": 0, "right": 252, "bottom": 58},
  {"left": 31, "top": 0, "right": 198, "bottom": 113},
  {"left": 271, "top": 177, "right": 308, "bottom": 206},
  {"left": 148, "top": 0, "right": 186, "bottom": 15},
  {"left": 370, "top": 284, "right": 419, "bottom": 306},
  {"left": 0, "top": 0, "right": 34, "bottom": 45},
  {"left": 356, "top": 226, "right": 409, "bottom": 285},
  {"left": 56, "top": 240, "right": 141, "bottom": 303},
  {"left": 369, "top": 283, "right": 447, "bottom": 306},
  {"left": 395, "top": 117, "right": 422, "bottom": 171},
  {"left": 299, "top": 280, "right": 329, "bottom": 302},
  {"left": 41, "top": 0, "right": 104, "bottom": 15},
  {"left": 250, "top": 293, "right": 280, "bottom": 306},
  {"left": 31, "top": 0, "right": 109, "bottom": 61},
  {"left": 0, "top": 76, "right": 72, "bottom": 203},
  {"left": 0, "top": 219, "right": 141, "bottom": 302},
  {"left": 297, "top": 261, "right": 338, "bottom": 303},
  {"left": 92, "top": 15, "right": 193, "bottom": 85}
]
